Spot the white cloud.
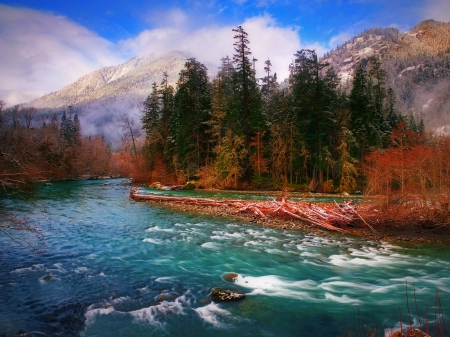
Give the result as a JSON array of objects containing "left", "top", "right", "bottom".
[
  {"left": 0, "top": 5, "right": 307, "bottom": 107},
  {"left": 328, "top": 31, "right": 353, "bottom": 49},
  {"left": 119, "top": 13, "right": 302, "bottom": 81},
  {"left": 0, "top": 5, "right": 125, "bottom": 107}
]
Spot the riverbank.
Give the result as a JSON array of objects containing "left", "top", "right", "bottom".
[{"left": 131, "top": 189, "right": 450, "bottom": 244}]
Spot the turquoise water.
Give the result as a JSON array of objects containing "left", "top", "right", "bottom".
[{"left": 0, "top": 179, "right": 449, "bottom": 336}]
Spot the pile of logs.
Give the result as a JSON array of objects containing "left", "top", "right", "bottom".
[{"left": 130, "top": 188, "right": 374, "bottom": 233}]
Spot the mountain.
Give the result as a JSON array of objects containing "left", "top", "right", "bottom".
[
  {"left": 323, "top": 19, "right": 450, "bottom": 133},
  {"left": 24, "top": 20, "right": 450, "bottom": 142},
  {"left": 26, "top": 50, "right": 218, "bottom": 144}
]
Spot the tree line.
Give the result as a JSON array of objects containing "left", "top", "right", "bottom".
[
  {"left": 0, "top": 104, "right": 122, "bottom": 190},
  {"left": 140, "top": 25, "right": 425, "bottom": 192}
]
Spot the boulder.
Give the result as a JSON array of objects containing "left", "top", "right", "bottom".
[
  {"left": 223, "top": 273, "right": 239, "bottom": 283},
  {"left": 211, "top": 288, "right": 245, "bottom": 302}
]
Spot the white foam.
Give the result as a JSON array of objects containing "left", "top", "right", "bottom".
[
  {"left": 131, "top": 298, "right": 186, "bottom": 325},
  {"left": 194, "top": 302, "right": 231, "bottom": 328},
  {"left": 244, "top": 240, "right": 263, "bottom": 246},
  {"left": 75, "top": 267, "right": 89, "bottom": 273},
  {"left": 146, "top": 226, "right": 175, "bottom": 233},
  {"left": 324, "top": 292, "right": 361, "bottom": 304},
  {"left": 201, "top": 242, "right": 220, "bottom": 250},
  {"left": 265, "top": 248, "right": 285, "bottom": 255},
  {"left": 245, "top": 229, "right": 266, "bottom": 238},
  {"left": 319, "top": 281, "right": 375, "bottom": 293},
  {"left": 233, "top": 274, "right": 318, "bottom": 300},
  {"left": 155, "top": 276, "right": 174, "bottom": 283},
  {"left": 11, "top": 264, "right": 45, "bottom": 273},
  {"left": 300, "top": 252, "right": 322, "bottom": 258},
  {"left": 85, "top": 296, "right": 169, "bottom": 328},
  {"left": 143, "top": 238, "right": 163, "bottom": 244},
  {"left": 191, "top": 222, "right": 207, "bottom": 227},
  {"left": 211, "top": 230, "right": 244, "bottom": 239},
  {"left": 84, "top": 306, "right": 115, "bottom": 327},
  {"left": 328, "top": 251, "right": 409, "bottom": 267},
  {"left": 426, "top": 260, "right": 450, "bottom": 267}
]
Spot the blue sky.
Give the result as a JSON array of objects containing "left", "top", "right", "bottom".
[{"left": 1, "top": 0, "right": 449, "bottom": 106}]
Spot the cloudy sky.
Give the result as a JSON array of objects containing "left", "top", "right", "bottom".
[{"left": 0, "top": 0, "right": 449, "bottom": 107}]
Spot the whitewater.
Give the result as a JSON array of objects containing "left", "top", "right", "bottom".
[{"left": 0, "top": 179, "right": 449, "bottom": 336}]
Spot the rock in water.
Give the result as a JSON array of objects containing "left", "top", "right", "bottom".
[
  {"left": 223, "top": 273, "right": 239, "bottom": 283},
  {"left": 211, "top": 288, "right": 245, "bottom": 302}
]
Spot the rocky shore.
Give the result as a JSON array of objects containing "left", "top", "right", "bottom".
[{"left": 133, "top": 196, "right": 450, "bottom": 244}]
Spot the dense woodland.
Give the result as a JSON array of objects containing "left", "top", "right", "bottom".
[
  {"left": 138, "top": 25, "right": 434, "bottom": 195},
  {"left": 3, "top": 24, "right": 450, "bottom": 209}
]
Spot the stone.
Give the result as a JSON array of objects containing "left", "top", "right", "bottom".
[
  {"left": 223, "top": 273, "right": 239, "bottom": 283},
  {"left": 211, "top": 288, "right": 245, "bottom": 302}
]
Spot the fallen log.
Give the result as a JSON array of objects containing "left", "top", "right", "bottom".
[{"left": 130, "top": 188, "right": 367, "bottom": 233}]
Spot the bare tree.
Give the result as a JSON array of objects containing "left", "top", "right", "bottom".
[
  {"left": 22, "top": 106, "right": 37, "bottom": 130},
  {"left": 120, "top": 115, "right": 141, "bottom": 160}
]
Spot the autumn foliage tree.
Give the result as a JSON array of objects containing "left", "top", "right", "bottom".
[{"left": 363, "top": 122, "right": 450, "bottom": 227}]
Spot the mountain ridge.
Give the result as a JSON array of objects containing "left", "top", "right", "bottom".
[
  {"left": 323, "top": 19, "right": 450, "bottom": 132},
  {"left": 21, "top": 19, "right": 450, "bottom": 142}
]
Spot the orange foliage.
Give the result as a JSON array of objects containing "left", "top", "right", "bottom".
[{"left": 363, "top": 127, "right": 450, "bottom": 229}]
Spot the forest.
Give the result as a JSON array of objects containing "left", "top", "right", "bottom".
[
  {"left": 2, "top": 25, "right": 450, "bottom": 210},
  {"left": 137, "top": 25, "right": 433, "bottom": 196}
]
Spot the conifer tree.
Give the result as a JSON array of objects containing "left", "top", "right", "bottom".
[
  {"left": 142, "top": 82, "right": 160, "bottom": 138},
  {"left": 231, "top": 26, "right": 262, "bottom": 142},
  {"left": 349, "top": 63, "right": 372, "bottom": 159},
  {"left": 173, "top": 58, "right": 212, "bottom": 176},
  {"left": 290, "top": 49, "right": 338, "bottom": 188},
  {"left": 160, "top": 72, "right": 175, "bottom": 165}
]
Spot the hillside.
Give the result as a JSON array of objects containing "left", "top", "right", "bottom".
[
  {"left": 25, "top": 51, "right": 218, "bottom": 144},
  {"left": 20, "top": 20, "right": 450, "bottom": 141},
  {"left": 323, "top": 19, "right": 450, "bottom": 132}
]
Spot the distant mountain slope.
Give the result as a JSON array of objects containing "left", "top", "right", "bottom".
[
  {"left": 24, "top": 20, "right": 450, "bottom": 143},
  {"left": 26, "top": 51, "right": 218, "bottom": 144},
  {"left": 323, "top": 19, "right": 450, "bottom": 132}
]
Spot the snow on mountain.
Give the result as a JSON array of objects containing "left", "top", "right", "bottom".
[
  {"left": 27, "top": 51, "right": 218, "bottom": 145},
  {"left": 322, "top": 20, "right": 450, "bottom": 134}
]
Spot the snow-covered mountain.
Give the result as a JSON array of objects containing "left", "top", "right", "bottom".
[
  {"left": 322, "top": 20, "right": 450, "bottom": 133},
  {"left": 23, "top": 20, "right": 450, "bottom": 143},
  {"left": 26, "top": 50, "right": 218, "bottom": 144}
]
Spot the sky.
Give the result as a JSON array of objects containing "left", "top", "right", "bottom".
[{"left": 1, "top": 0, "right": 449, "bottom": 107}]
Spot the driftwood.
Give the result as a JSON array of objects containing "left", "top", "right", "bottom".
[{"left": 130, "top": 188, "right": 374, "bottom": 233}]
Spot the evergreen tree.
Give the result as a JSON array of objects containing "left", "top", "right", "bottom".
[
  {"left": 73, "top": 114, "right": 82, "bottom": 146},
  {"left": 230, "top": 26, "right": 262, "bottom": 142},
  {"left": 160, "top": 72, "right": 175, "bottom": 166},
  {"left": 173, "top": 58, "right": 212, "bottom": 176},
  {"left": 230, "top": 26, "right": 263, "bottom": 181},
  {"left": 142, "top": 82, "right": 160, "bottom": 138},
  {"left": 349, "top": 63, "right": 372, "bottom": 158},
  {"left": 290, "top": 49, "right": 338, "bottom": 188}
]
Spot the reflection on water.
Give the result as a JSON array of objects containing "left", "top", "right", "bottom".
[{"left": 0, "top": 179, "right": 448, "bottom": 336}]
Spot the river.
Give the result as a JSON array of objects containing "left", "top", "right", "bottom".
[{"left": 0, "top": 179, "right": 449, "bottom": 336}]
